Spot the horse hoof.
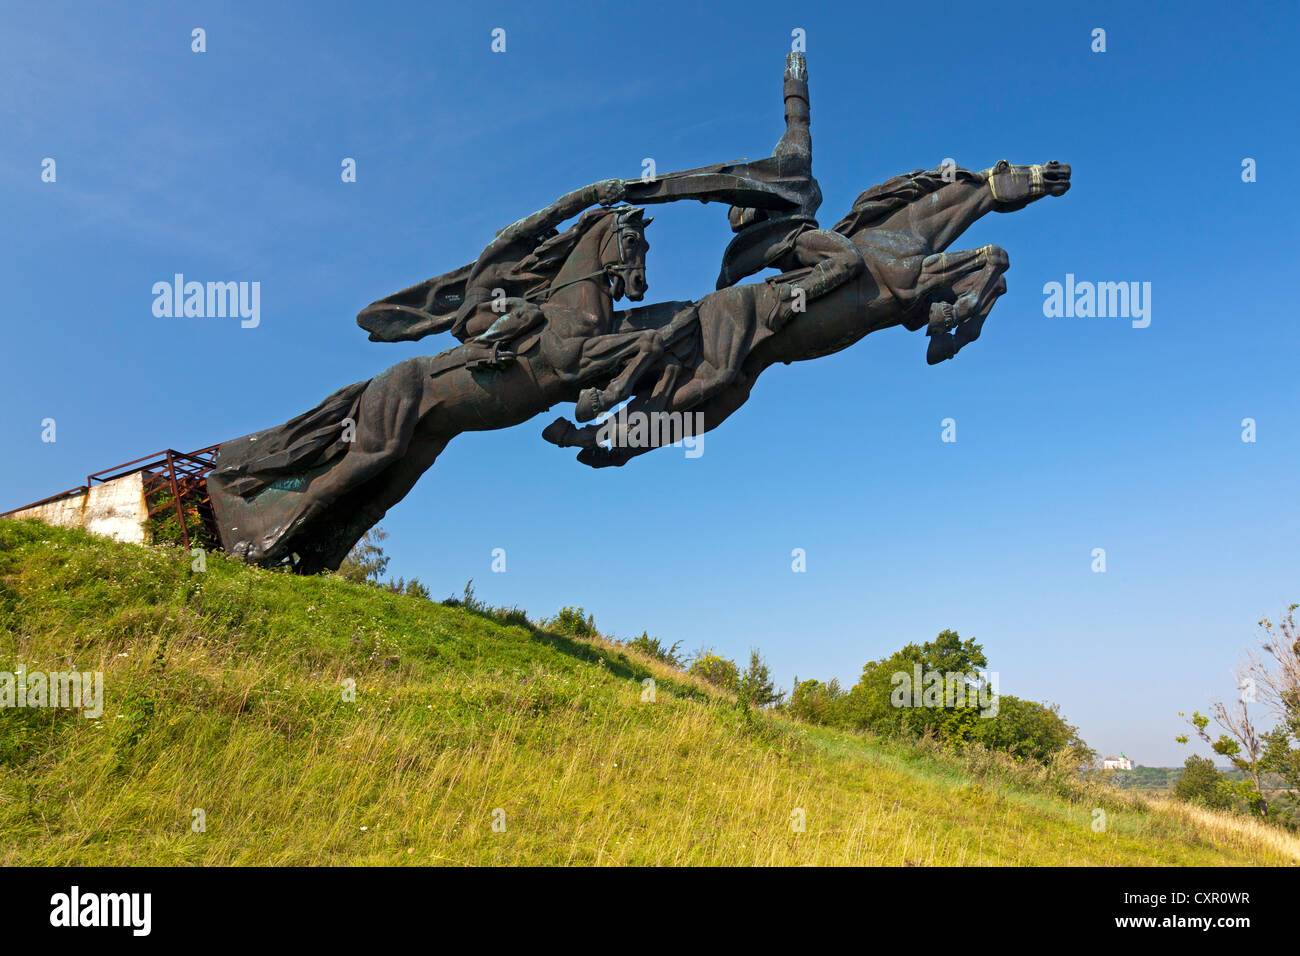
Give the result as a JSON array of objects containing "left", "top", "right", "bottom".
[
  {"left": 576, "top": 446, "right": 628, "bottom": 469},
  {"left": 541, "top": 417, "right": 576, "bottom": 446},
  {"left": 575, "top": 388, "right": 602, "bottom": 423},
  {"left": 927, "top": 302, "right": 956, "bottom": 334},
  {"left": 926, "top": 333, "right": 957, "bottom": 365}
]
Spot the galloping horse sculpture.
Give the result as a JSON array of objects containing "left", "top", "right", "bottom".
[
  {"left": 543, "top": 158, "right": 1071, "bottom": 467},
  {"left": 206, "top": 53, "right": 1070, "bottom": 571},
  {"left": 209, "top": 198, "right": 661, "bottom": 571}
]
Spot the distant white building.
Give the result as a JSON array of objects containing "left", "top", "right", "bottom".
[{"left": 1101, "top": 753, "right": 1134, "bottom": 771}]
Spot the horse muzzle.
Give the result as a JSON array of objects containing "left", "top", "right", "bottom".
[
  {"left": 624, "top": 270, "right": 648, "bottom": 301},
  {"left": 1039, "top": 161, "right": 1071, "bottom": 196}
]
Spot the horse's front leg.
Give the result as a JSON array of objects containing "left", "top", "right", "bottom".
[
  {"left": 541, "top": 356, "right": 685, "bottom": 449},
  {"left": 573, "top": 328, "right": 668, "bottom": 422},
  {"left": 916, "top": 245, "right": 1009, "bottom": 364},
  {"left": 949, "top": 274, "right": 1006, "bottom": 354},
  {"left": 572, "top": 373, "right": 755, "bottom": 469}
]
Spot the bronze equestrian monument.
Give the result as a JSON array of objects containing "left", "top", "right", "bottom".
[{"left": 205, "top": 54, "right": 1071, "bottom": 572}]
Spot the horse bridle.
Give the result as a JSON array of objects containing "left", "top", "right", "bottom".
[
  {"left": 987, "top": 164, "right": 1045, "bottom": 203},
  {"left": 533, "top": 207, "right": 643, "bottom": 303}
]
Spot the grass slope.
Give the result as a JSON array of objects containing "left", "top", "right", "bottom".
[{"left": 1, "top": 519, "right": 1296, "bottom": 866}]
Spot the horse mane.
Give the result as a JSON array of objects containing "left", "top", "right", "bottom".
[
  {"left": 831, "top": 165, "right": 983, "bottom": 235},
  {"left": 514, "top": 205, "right": 642, "bottom": 287}
]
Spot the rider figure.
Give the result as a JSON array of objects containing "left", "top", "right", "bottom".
[
  {"left": 356, "top": 178, "right": 628, "bottom": 367},
  {"left": 454, "top": 178, "right": 627, "bottom": 367},
  {"left": 715, "top": 52, "right": 864, "bottom": 330}
]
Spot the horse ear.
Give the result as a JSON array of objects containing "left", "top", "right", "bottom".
[{"left": 643, "top": 216, "right": 653, "bottom": 226}]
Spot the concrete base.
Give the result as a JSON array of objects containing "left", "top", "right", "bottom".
[{"left": 4, "top": 473, "right": 149, "bottom": 545}]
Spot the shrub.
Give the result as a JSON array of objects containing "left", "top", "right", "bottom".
[
  {"left": 337, "top": 526, "right": 390, "bottom": 585},
  {"left": 491, "top": 606, "right": 531, "bottom": 629},
  {"left": 969, "top": 695, "right": 1090, "bottom": 763},
  {"left": 443, "top": 579, "right": 492, "bottom": 613},
  {"left": 441, "top": 581, "right": 529, "bottom": 628},
  {"left": 690, "top": 651, "right": 739, "bottom": 692},
  {"left": 625, "top": 631, "right": 685, "bottom": 667},
  {"left": 145, "top": 490, "right": 216, "bottom": 551},
  {"left": 787, "top": 678, "right": 845, "bottom": 725},
  {"left": 546, "top": 606, "right": 597, "bottom": 638}
]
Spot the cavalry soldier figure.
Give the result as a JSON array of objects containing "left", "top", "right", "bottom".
[
  {"left": 623, "top": 54, "right": 865, "bottom": 333},
  {"left": 356, "top": 178, "right": 629, "bottom": 368}
]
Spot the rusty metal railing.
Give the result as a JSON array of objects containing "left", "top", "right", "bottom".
[{"left": 3, "top": 444, "right": 225, "bottom": 550}]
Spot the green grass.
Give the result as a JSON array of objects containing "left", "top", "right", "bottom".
[{"left": 1, "top": 518, "right": 1296, "bottom": 866}]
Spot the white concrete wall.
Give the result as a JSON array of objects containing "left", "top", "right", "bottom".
[{"left": 5, "top": 472, "right": 149, "bottom": 545}]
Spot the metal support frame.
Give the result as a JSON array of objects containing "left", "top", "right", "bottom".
[{"left": 3, "top": 444, "right": 224, "bottom": 550}]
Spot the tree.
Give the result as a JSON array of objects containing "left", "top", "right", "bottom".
[
  {"left": 838, "top": 629, "right": 989, "bottom": 740},
  {"left": 1173, "top": 754, "right": 1232, "bottom": 810},
  {"left": 780, "top": 631, "right": 1089, "bottom": 764},
  {"left": 337, "top": 526, "right": 389, "bottom": 585},
  {"left": 1177, "top": 701, "right": 1268, "bottom": 817},
  {"left": 1174, "top": 607, "right": 1300, "bottom": 819},
  {"left": 969, "top": 695, "right": 1091, "bottom": 763},
  {"left": 738, "top": 649, "right": 785, "bottom": 708},
  {"left": 1251, "top": 605, "right": 1300, "bottom": 794},
  {"left": 1175, "top": 604, "right": 1300, "bottom": 820}
]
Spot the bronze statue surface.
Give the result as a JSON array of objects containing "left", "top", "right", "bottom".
[{"left": 207, "top": 53, "right": 1071, "bottom": 572}]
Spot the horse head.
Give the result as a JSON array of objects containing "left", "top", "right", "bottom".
[
  {"left": 984, "top": 159, "right": 1071, "bottom": 212},
  {"left": 545, "top": 204, "right": 652, "bottom": 307},
  {"left": 601, "top": 205, "right": 651, "bottom": 301}
]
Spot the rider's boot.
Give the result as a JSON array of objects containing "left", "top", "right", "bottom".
[
  {"left": 465, "top": 340, "right": 516, "bottom": 371},
  {"left": 466, "top": 304, "right": 546, "bottom": 369},
  {"left": 767, "top": 236, "right": 865, "bottom": 332},
  {"left": 767, "top": 284, "right": 804, "bottom": 332}
]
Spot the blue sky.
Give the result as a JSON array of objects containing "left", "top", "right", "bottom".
[{"left": 2, "top": 1, "right": 1297, "bottom": 765}]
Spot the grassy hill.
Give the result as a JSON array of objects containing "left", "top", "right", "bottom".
[{"left": 2, "top": 518, "right": 1297, "bottom": 866}]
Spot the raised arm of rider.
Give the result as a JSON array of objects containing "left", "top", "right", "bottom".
[
  {"left": 774, "top": 52, "right": 811, "bottom": 162},
  {"left": 492, "top": 180, "right": 626, "bottom": 247}
]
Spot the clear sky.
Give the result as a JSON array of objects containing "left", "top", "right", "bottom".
[{"left": 2, "top": 1, "right": 1297, "bottom": 765}]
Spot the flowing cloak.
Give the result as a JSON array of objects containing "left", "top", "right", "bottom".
[
  {"left": 358, "top": 162, "right": 809, "bottom": 345},
  {"left": 357, "top": 211, "right": 606, "bottom": 345},
  {"left": 357, "top": 242, "right": 566, "bottom": 344},
  {"left": 354, "top": 264, "right": 475, "bottom": 342},
  {"left": 207, "top": 380, "right": 369, "bottom": 501}
]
